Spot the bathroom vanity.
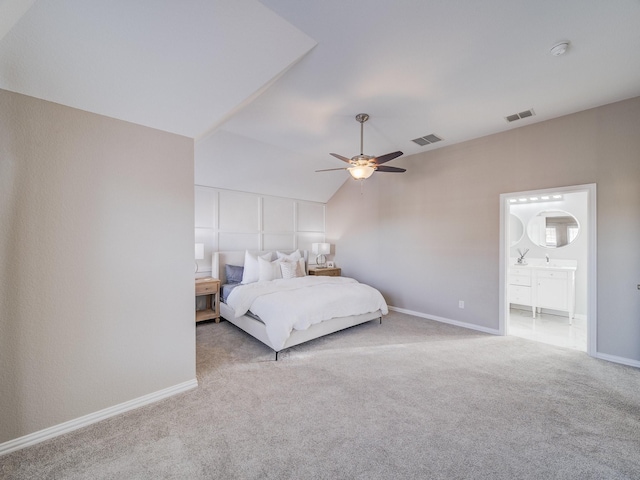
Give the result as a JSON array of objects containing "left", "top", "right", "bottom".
[{"left": 508, "top": 259, "right": 577, "bottom": 323}]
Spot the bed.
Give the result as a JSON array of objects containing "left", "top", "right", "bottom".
[{"left": 212, "top": 250, "right": 388, "bottom": 359}]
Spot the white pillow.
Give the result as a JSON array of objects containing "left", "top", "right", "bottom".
[
  {"left": 241, "top": 251, "right": 273, "bottom": 284},
  {"left": 258, "top": 257, "right": 284, "bottom": 282},
  {"left": 280, "top": 258, "right": 306, "bottom": 279},
  {"left": 276, "top": 249, "right": 302, "bottom": 262}
]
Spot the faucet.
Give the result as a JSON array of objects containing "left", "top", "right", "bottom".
[
  {"left": 545, "top": 254, "right": 550, "bottom": 264},
  {"left": 517, "top": 248, "right": 529, "bottom": 264}
]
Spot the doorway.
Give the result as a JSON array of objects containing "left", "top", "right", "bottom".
[{"left": 499, "top": 184, "right": 596, "bottom": 356}]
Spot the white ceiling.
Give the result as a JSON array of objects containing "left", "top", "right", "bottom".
[{"left": 2, "top": 0, "right": 640, "bottom": 202}]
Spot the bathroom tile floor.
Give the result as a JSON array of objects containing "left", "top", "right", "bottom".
[{"left": 508, "top": 308, "right": 587, "bottom": 352}]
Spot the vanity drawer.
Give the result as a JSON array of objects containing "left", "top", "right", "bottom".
[
  {"left": 509, "top": 267, "right": 531, "bottom": 277},
  {"left": 509, "top": 285, "right": 532, "bottom": 304},
  {"left": 509, "top": 274, "right": 532, "bottom": 287},
  {"left": 536, "top": 270, "right": 568, "bottom": 280}
]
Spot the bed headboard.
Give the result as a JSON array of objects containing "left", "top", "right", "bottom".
[{"left": 212, "top": 250, "right": 309, "bottom": 284}]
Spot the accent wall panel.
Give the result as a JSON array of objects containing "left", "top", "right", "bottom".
[
  {"left": 219, "top": 191, "right": 259, "bottom": 232},
  {"left": 264, "top": 234, "right": 295, "bottom": 251},
  {"left": 218, "top": 233, "right": 260, "bottom": 251},
  {"left": 297, "top": 202, "right": 324, "bottom": 232},
  {"left": 194, "top": 186, "right": 326, "bottom": 274},
  {"left": 194, "top": 188, "right": 216, "bottom": 229},
  {"left": 263, "top": 196, "right": 294, "bottom": 232}
]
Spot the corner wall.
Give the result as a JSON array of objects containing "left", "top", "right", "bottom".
[
  {"left": 0, "top": 90, "right": 196, "bottom": 445},
  {"left": 327, "top": 96, "right": 640, "bottom": 363}
]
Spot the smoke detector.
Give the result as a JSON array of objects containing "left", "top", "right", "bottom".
[{"left": 550, "top": 42, "right": 569, "bottom": 56}]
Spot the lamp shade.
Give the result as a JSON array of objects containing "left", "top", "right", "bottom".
[
  {"left": 195, "top": 243, "right": 204, "bottom": 260},
  {"left": 312, "top": 242, "right": 330, "bottom": 255},
  {"left": 348, "top": 165, "right": 374, "bottom": 179}
]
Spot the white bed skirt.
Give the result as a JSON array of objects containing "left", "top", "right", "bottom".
[{"left": 220, "top": 302, "right": 381, "bottom": 353}]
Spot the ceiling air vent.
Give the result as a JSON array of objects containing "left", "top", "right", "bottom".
[
  {"left": 505, "top": 109, "right": 535, "bottom": 123},
  {"left": 412, "top": 133, "right": 443, "bottom": 146}
]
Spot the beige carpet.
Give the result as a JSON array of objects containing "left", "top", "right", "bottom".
[{"left": 2, "top": 312, "right": 640, "bottom": 479}]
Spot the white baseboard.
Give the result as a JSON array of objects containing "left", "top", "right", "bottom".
[
  {"left": 389, "top": 306, "right": 639, "bottom": 369},
  {"left": 594, "top": 352, "right": 640, "bottom": 369},
  {"left": 0, "top": 378, "right": 198, "bottom": 457},
  {"left": 388, "top": 306, "right": 501, "bottom": 335}
]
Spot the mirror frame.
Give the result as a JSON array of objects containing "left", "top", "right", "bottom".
[
  {"left": 509, "top": 214, "right": 525, "bottom": 246},
  {"left": 526, "top": 209, "right": 580, "bottom": 249}
]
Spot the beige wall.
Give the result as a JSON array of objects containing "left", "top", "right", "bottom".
[
  {"left": 0, "top": 90, "right": 196, "bottom": 443},
  {"left": 327, "top": 96, "right": 640, "bottom": 362}
]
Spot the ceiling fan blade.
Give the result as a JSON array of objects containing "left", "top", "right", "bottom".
[
  {"left": 375, "top": 165, "right": 406, "bottom": 173},
  {"left": 316, "top": 167, "right": 348, "bottom": 172},
  {"left": 373, "top": 151, "right": 403, "bottom": 165},
  {"left": 330, "top": 153, "right": 352, "bottom": 163}
]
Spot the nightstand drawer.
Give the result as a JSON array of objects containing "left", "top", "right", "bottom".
[
  {"left": 196, "top": 281, "right": 218, "bottom": 295},
  {"left": 308, "top": 267, "right": 341, "bottom": 277}
]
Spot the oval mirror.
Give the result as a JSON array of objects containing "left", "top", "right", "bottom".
[
  {"left": 509, "top": 214, "right": 524, "bottom": 246},
  {"left": 526, "top": 210, "right": 580, "bottom": 248}
]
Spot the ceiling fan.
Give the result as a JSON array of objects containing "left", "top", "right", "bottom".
[{"left": 316, "top": 113, "right": 405, "bottom": 179}]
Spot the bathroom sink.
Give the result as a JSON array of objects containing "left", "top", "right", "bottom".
[
  {"left": 539, "top": 263, "right": 576, "bottom": 270},
  {"left": 511, "top": 259, "right": 577, "bottom": 270}
]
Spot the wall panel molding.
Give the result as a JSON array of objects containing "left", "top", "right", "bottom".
[{"left": 195, "top": 186, "right": 326, "bottom": 273}]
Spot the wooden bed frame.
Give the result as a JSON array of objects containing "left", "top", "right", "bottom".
[{"left": 212, "top": 250, "right": 382, "bottom": 359}]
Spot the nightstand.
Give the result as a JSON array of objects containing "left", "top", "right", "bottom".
[
  {"left": 195, "top": 277, "right": 220, "bottom": 323},
  {"left": 308, "top": 267, "right": 341, "bottom": 277}
]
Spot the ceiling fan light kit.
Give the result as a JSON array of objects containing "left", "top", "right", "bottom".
[
  {"left": 316, "top": 113, "right": 406, "bottom": 179},
  {"left": 348, "top": 165, "right": 375, "bottom": 179}
]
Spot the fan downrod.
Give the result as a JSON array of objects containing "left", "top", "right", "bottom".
[{"left": 355, "top": 113, "right": 370, "bottom": 155}]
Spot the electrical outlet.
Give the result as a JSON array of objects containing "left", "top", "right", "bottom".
[{"left": 459, "top": 300, "right": 465, "bottom": 309}]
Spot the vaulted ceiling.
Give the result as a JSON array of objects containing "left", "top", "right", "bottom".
[{"left": 2, "top": 1, "right": 639, "bottom": 202}]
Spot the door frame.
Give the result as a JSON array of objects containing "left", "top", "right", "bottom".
[{"left": 498, "top": 183, "right": 597, "bottom": 356}]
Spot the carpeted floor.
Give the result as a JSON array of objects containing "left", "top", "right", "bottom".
[{"left": 2, "top": 312, "right": 640, "bottom": 479}]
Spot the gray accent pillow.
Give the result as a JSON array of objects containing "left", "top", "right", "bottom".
[{"left": 225, "top": 264, "right": 244, "bottom": 284}]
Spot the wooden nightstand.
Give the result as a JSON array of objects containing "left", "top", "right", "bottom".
[
  {"left": 308, "top": 267, "right": 341, "bottom": 277},
  {"left": 195, "top": 277, "right": 220, "bottom": 323}
]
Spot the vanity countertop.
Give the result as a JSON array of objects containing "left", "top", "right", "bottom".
[
  {"left": 513, "top": 264, "right": 577, "bottom": 271},
  {"left": 511, "top": 259, "right": 577, "bottom": 271}
]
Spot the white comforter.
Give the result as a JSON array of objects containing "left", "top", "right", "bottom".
[{"left": 226, "top": 276, "right": 388, "bottom": 350}]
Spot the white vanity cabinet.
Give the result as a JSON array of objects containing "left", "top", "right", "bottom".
[
  {"left": 536, "top": 269, "right": 570, "bottom": 313},
  {"left": 509, "top": 261, "right": 577, "bottom": 323},
  {"left": 508, "top": 267, "right": 532, "bottom": 309}
]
